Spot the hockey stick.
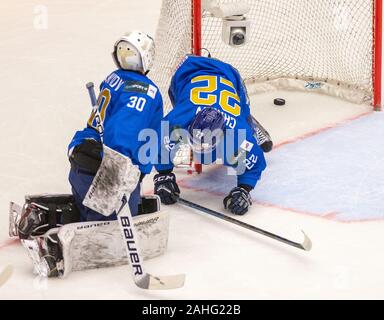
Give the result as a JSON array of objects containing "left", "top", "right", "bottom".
[
  {"left": 86, "top": 82, "right": 185, "bottom": 289},
  {"left": 178, "top": 198, "right": 312, "bottom": 252}
]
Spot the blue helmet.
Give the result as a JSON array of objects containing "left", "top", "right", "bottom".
[{"left": 188, "top": 107, "right": 226, "bottom": 153}]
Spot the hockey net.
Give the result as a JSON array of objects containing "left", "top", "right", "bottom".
[{"left": 149, "top": 0, "right": 382, "bottom": 171}]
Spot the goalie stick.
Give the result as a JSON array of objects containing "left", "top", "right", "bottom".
[
  {"left": 178, "top": 198, "right": 312, "bottom": 252},
  {"left": 86, "top": 82, "right": 185, "bottom": 290}
]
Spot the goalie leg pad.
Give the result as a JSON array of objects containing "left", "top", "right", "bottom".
[
  {"left": 19, "top": 209, "right": 169, "bottom": 278},
  {"left": 61, "top": 208, "right": 169, "bottom": 277},
  {"left": 20, "top": 229, "right": 64, "bottom": 277}
]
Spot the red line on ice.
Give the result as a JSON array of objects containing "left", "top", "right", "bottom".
[
  {"left": 0, "top": 238, "right": 19, "bottom": 251},
  {"left": 273, "top": 110, "right": 373, "bottom": 150},
  {"left": 178, "top": 181, "right": 384, "bottom": 224}
]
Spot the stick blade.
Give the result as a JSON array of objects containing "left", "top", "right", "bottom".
[
  {"left": 301, "top": 231, "right": 312, "bottom": 251},
  {"left": 136, "top": 273, "right": 186, "bottom": 290}
]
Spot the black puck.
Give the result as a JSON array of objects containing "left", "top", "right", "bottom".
[{"left": 274, "top": 98, "right": 286, "bottom": 106}]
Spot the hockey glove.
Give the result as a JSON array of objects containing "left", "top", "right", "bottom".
[
  {"left": 224, "top": 186, "right": 252, "bottom": 215},
  {"left": 69, "top": 139, "right": 102, "bottom": 174},
  {"left": 154, "top": 172, "right": 180, "bottom": 205}
]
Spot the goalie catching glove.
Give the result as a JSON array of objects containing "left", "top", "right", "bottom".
[
  {"left": 224, "top": 186, "right": 253, "bottom": 215},
  {"left": 154, "top": 172, "right": 180, "bottom": 205}
]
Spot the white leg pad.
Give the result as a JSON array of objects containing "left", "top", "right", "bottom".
[{"left": 59, "top": 210, "right": 169, "bottom": 277}]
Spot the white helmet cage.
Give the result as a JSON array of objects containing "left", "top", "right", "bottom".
[{"left": 112, "top": 31, "right": 155, "bottom": 74}]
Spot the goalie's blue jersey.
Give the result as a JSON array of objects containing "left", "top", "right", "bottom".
[
  {"left": 156, "top": 55, "right": 266, "bottom": 188},
  {"left": 69, "top": 69, "right": 163, "bottom": 174}
]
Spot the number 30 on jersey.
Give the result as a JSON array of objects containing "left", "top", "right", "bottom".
[
  {"left": 190, "top": 75, "right": 241, "bottom": 117},
  {"left": 127, "top": 96, "right": 147, "bottom": 112},
  {"left": 88, "top": 89, "right": 147, "bottom": 129}
]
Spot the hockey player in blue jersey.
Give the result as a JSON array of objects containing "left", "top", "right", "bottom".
[
  {"left": 13, "top": 31, "right": 169, "bottom": 278},
  {"left": 67, "top": 31, "right": 163, "bottom": 221},
  {"left": 154, "top": 55, "right": 272, "bottom": 216}
]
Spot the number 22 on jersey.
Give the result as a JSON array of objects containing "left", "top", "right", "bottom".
[{"left": 190, "top": 75, "right": 241, "bottom": 117}]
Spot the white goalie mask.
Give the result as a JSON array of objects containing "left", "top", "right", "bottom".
[{"left": 112, "top": 31, "right": 155, "bottom": 74}]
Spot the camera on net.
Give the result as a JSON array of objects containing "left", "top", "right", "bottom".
[{"left": 222, "top": 15, "right": 250, "bottom": 47}]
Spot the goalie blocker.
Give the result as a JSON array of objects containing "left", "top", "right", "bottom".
[{"left": 9, "top": 194, "right": 169, "bottom": 278}]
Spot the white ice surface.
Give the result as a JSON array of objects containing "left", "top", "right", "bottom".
[{"left": 0, "top": 0, "right": 384, "bottom": 299}]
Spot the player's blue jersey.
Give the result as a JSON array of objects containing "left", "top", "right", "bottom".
[
  {"left": 156, "top": 55, "right": 266, "bottom": 188},
  {"left": 69, "top": 69, "right": 163, "bottom": 174}
]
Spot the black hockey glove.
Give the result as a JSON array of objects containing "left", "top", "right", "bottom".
[
  {"left": 223, "top": 186, "right": 253, "bottom": 215},
  {"left": 154, "top": 172, "right": 180, "bottom": 205},
  {"left": 69, "top": 139, "right": 102, "bottom": 174}
]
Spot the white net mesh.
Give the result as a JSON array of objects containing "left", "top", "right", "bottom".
[
  {"left": 149, "top": 0, "right": 193, "bottom": 114},
  {"left": 150, "top": 0, "right": 375, "bottom": 114}
]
